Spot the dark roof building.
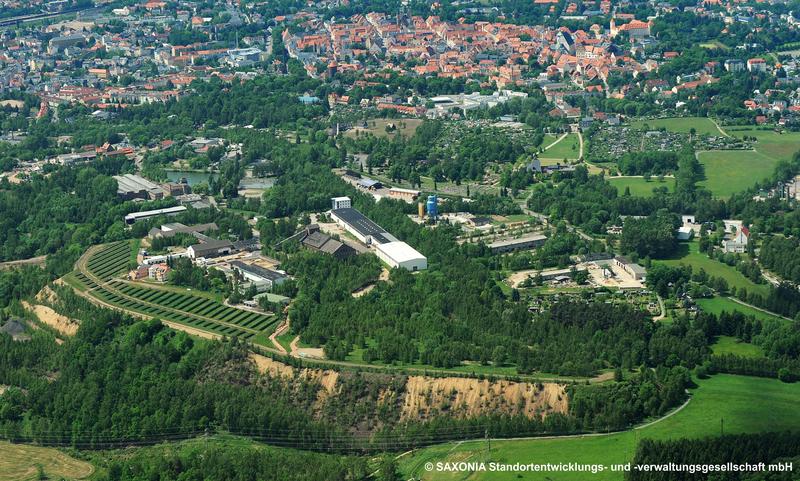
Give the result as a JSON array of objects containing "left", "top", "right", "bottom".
[
  {"left": 279, "top": 225, "right": 358, "bottom": 259},
  {"left": 230, "top": 261, "right": 288, "bottom": 289},
  {"left": 330, "top": 207, "right": 397, "bottom": 245},
  {"left": 187, "top": 238, "right": 234, "bottom": 259},
  {"left": 148, "top": 222, "right": 218, "bottom": 239},
  {"left": 302, "top": 231, "right": 357, "bottom": 259}
]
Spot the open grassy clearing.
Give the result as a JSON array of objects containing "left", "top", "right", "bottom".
[
  {"left": 696, "top": 296, "right": 786, "bottom": 323},
  {"left": 696, "top": 150, "right": 777, "bottom": 198},
  {"left": 75, "top": 243, "right": 280, "bottom": 343},
  {"left": 400, "top": 375, "right": 800, "bottom": 481},
  {"left": 608, "top": 177, "right": 674, "bottom": 197},
  {"left": 657, "top": 242, "right": 770, "bottom": 298},
  {"left": 699, "top": 40, "right": 729, "bottom": 50},
  {"left": 540, "top": 133, "right": 580, "bottom": 160},
  {"left": 0, "top": 441, "right": 93, "bottom": 481},
  {"left": 711, "top": 335, "right": 765, "bottom": 358},
  {"left": 725, "top": 128, "right": 800, "bottom": 162},
  {"left": 629, "top": 117, "right": 720, "bottom": 136},
  {"left": 343, "top": 118, "right": 423, "bottom": 139}
]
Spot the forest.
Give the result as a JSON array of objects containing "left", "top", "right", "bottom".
[
  {"left": 758, "top": 236, "right": 800, "bottom": 284},
  {"left": 0, "top": 285, "right": 699, "bottom": 454},
  {"left": 629, "top": 432, "right": 800, "bottom": 481}
]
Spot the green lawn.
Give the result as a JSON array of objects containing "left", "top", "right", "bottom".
[
  {"left": 657, "top": 242, "right": 770, "bottom": 298},
  {"left": 541, "top": 133, "right": 580, "bottom": 160},
  {"left": 711, "top": 335, "right": 765, "bottom": 358},
  {"left": 629, "top": 117, "right": 720, "bottom": 136},
  {"left": 696, "top": 150, "right": 778, "bottom": 198},
  {"left": 609, "top": 177, "right": 674, "bottom": 197},
  {"left": 699, "top": 40, "right": 729, "bottom": 50},
  {"left": 696, "top": 296, "right": 786, "bottom": 323},
  {"left": 401, "top": 375, "right": 800, "bottom": 481},
  {"left": 725, "top": 128, "right": 800, "bottom": 162},
  {"left": 275, "top": 331, "right": 294, "bottom": 353}
]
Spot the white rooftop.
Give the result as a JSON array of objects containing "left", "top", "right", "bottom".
[
  {"left": 125, "top": 205, "right": 186, "bottom": 220},
  {"left": 375, "top": 241, "right": 426, "bottom": 263}
]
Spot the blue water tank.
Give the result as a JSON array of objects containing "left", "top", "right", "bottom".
[{"left": 426, "top": 195, "right": 438, "bottom": 218}]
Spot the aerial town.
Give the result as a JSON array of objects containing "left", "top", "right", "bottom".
[{"left": 1, "top": 0, "right": 800, "bottom": 479}]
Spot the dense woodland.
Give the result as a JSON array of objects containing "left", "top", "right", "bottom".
[
  {"left": 629, "top": 432, "right": 800, "bottom": 481},
  {"left": 0, "top": 286, "right": 695, "bottom": 451}
]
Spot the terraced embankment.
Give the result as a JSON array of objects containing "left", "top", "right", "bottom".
[{"left": 69, "top": 241, "right": 280, "bottom": 342}]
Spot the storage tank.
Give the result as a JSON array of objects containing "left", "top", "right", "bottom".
[
  {"left": 426, "top": 195, "right": 438, "bottom": 218},
  {"left": 418, "top": 202, "right": 425, "bottom": 218}
]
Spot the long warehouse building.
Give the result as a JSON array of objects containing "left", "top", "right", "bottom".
[
  {"left": 124, "top": 205, "right": 187, "bottom": 224},
  {"left": 375, "top": 241, "right": 427, "bottom": 271},
  {"left": 330, "top": 201, "right": 427, "bottom": 271}
]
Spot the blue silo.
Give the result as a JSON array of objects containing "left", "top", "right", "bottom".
[{"left": 426, "top": 195, "right": 438, "bottom": 218}]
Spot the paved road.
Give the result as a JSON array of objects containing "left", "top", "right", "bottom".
[
  {"left": 542, "top": 132, "right": 568, "bottom": 151},
  {"left": 710, "top": 118, "right": 730, "bottom": 138},
  {"left": 0, "top": 255, "right": 47, "bottom": 270}
]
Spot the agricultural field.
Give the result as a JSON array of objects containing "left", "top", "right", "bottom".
[
  {"left": 629, "top": 117, "right": 721, "bottom": 136},
  {"left": 400, "top": 375, "right": 800, "bottom": 481},
  {"left": 540, "top": 133, "right": 580, "bottom": 160},
  {"left": 72, "top": 243, "right": 280, "bottom": 343},
  {"left": 0, "top": 441, "right": 92, "bottom": 481},
  {"left": 696, "top": 150, "right": 778, "bottom": 198},
  {"left": 608, "top": 177, "right": 674, "bottom": 197},
  {"left": 657, "top": 242, "right": 770, "bottom": 298},
  {"left": 696, "top": 296, "right": 787, "bottom": 323}
]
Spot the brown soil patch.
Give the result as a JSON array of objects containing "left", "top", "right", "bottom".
[
  {"left": 398, "top": 376, "right": 568, "bottom": 421},
  {"left": 160, "top": 320, "right": 218, "bottom": 340},
  {"left": 22, "top": 301, "right": 79, "bottom": 337},
  {"left": 249, "top": 356, "right": 567, "bottom": 423},
  {"left": 250, "top": 353, "right": 338, "bottom": 395}
]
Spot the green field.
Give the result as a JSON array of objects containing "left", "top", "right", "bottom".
[
  {"left": 699, "top": 40, "right": 729, "bottom": 50},
  {"left": 541, "top": 133, "right": 580, "bottom": 160},
  {"left": 711, "top": 335, "right": 765, "bottom": 358},
  {"left": 401, "top": 375, "right": 800, "bottom": 481},
  {"left": 608, "top": 177, "right": 674, "bottom": 197},
  {"left": 726, "top": 128, "right": 800, "bottom": 162},
  {"left": 629, "top": 117, "right": 721, "bottom": 136},
  {"left": 657, "top": 242, "right": 770, "bottom": 298},
  {"left": 0, "top": 441, "right": 92, "bottom": 481},
  {"left": 74, "top": 243, "right": 280, "bottom": 343},
  {"left": 343, "top": 118, "right": 423, "bottom": 139},
  {"left": 696, "top": 296, "right": 786, "bottom": 323},
  {"left": 696, "top": 150, "right": 778, "bottom": 198}
]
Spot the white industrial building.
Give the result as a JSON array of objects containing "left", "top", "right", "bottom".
[
  {"left": 375, "top": 241, "right": 427, "bottom": 271},
  {"left": 330, "top": 199, "right": 427, "bottom": 271},
  {"left": 124, "top": 205, "right": 187, "bottom": 225},
  {"left": 331, "top": 196, "right": 352, "bottom": 210}
]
